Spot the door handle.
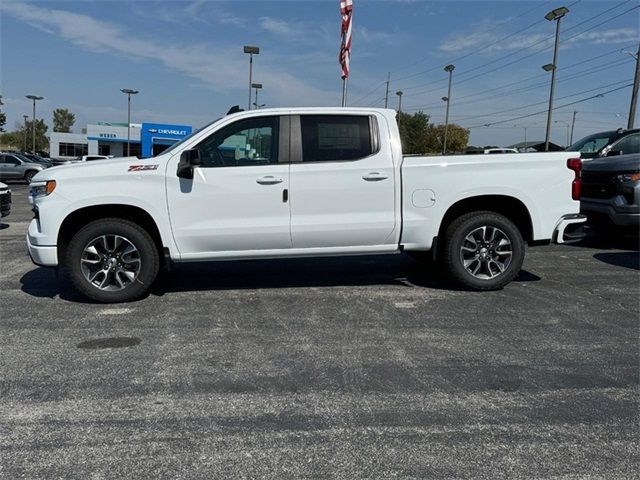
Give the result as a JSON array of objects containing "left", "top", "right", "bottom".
[
  {"left": 256, "top": 175, "right": 283, "bottom": 185},
  {"left": 362, "top": 172, "right": 388, "bottom": 181}
]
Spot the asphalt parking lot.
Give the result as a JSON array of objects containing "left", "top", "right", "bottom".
[{"left": 1, "top": 183, "right": 638, "bottom": 479}]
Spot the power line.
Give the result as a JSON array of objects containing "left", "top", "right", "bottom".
[
  {"left": 461, "top": 78, "right": 632, "bottom": 124},
  {"left": 397, "top": 1, "right": 635, "bottom": 96},
  {"left": 389, "top": 0, "right": 558, "bottom": 77},
  {"left": 402, "top": 56, "right": 634, "bottom": 112},
  {"left": 466, "top": 83, "right": 633, "bottom": 129}
]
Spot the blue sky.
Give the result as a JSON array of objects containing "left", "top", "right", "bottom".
[{"left": 1, "top": 0, "right": 638, "bottom": 147}]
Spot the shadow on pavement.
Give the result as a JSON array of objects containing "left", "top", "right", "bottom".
[
  {"left": 0, "top": 223, "right": 9, "bottom": 230},
  {"left": 19, "top": 268, "right": 95, "bottom": 303},
  {"left": 593, "top": 252, "right": 640, "bottom": 271},
  {"left": 574, "top": 228, "right": 639, "bottom": 251},
  {"left": 20, "top": 254, "right": 543, "bottom": 301}
]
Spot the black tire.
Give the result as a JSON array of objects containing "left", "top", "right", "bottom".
[
  {"left": 24, "top": 170, "right": 37, "bottom": 184},
  {"left": 441, "top": 211, "right": 524, "bottom": 290},
  {"left": 65, "top": 218, "right": 160, "bottom": 302}
]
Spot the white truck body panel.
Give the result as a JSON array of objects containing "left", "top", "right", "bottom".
[
  {"left": 400, "top": 151, "right": 579, "bottom": 249},
  {"left": 27, "top": 107, "right": 582, "bottom": 269}
]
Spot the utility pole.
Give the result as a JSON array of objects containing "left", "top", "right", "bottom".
[
  {"left": 627, "top": 43, "right": 639, "bottom": 129},
  {"left": 384, "top": 72, "right": 390, "bottom": 108},
  {"left": 570, "top": 110, "right": 577, "bottom": 145}
]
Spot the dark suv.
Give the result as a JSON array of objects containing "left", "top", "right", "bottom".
[
  {"left": 568, "top": 128, "right": 640, "bottom": 159},
  {"left": 580, "top": 153, "right": 639, "bottom": 230}
]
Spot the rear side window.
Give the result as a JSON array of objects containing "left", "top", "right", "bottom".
[{"left": 300, "top": 115, "right": 374, "bottom": 162}]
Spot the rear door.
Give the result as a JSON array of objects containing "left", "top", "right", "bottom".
[{"left": 288, "top": 114, "right": 397, "bottom": 249}]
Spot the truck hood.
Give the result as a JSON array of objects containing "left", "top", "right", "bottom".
[
  {"left": 33, "top": 156, "right": 162, "bottom": 182},
  {"left": 582, "top": 153, "right": 640, "bottom": 173}
]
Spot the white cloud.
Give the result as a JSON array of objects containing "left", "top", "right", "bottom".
[
  {"left": 569, "top": 28, "right": 638, "bottom": 45},
  {"left": 439, "top": 27, "right": 638, "bottom": 55},
  {"left": 259, "top": 16, "right": 299, "bottom": 37},
  {"left": 1, "top": 2, "right": 337, "bottom": 107}
]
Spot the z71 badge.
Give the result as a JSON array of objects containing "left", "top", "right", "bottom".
[{"left": 128, "top": 164, "right": 159, "bottom": 172}]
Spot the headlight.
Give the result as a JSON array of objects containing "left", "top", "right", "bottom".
[
  {"left": 615, "top": 172, "right": 640, "bottom": 182},
  {"left": 30, "top": 180, "right": 56, "bottom": 199}
]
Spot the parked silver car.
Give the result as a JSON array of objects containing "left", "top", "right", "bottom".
[{"left": 0, "top": 152, "right": 47, "bottom": 183}]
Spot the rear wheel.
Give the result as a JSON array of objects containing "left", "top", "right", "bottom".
[
  {"left": 442, "top": 211, "right": 524, "bottom": 290},
  {"left": 65, "top": 218, "right": 160, "bottom": 302}
]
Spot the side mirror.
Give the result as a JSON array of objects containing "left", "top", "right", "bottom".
[
  {"left": 177, "top": 149, "right": 201, "bottom": 179},
  {"left": 605, "top": 149, "right": 621, "bottom": 157}
]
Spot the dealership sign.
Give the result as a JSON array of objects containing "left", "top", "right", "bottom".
[{"left": 141, "top": 122, "right": 193, "bottom": 158}]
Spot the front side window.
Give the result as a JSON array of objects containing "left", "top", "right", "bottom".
[
  {"left": 196, "top": 116, "right": 279, "bottom": 168},
  {"left": 610, "top": 133, "right": 640, "bottom": 155},
  {"left": 300, "top": 115, "right": 373, "bottom": 162}
]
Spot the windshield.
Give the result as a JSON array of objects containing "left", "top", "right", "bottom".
[
  {"left": 568, "top": 131, "right": 618, "bottom": 158},
  {"left": 158, "top": 118, "right": 221, "bottom": 157}
]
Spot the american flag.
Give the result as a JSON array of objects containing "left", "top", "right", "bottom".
[{"left": 339, "top": 0, "right": 353, "bottom": 79}]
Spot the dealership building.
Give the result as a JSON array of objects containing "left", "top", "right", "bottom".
[{"left": 49, "top": 122, "right": 193, "bottom": 159}]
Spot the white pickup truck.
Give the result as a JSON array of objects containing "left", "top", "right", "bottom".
[{"left": 27, "top": 108, "right": 585, "bottom": 302}]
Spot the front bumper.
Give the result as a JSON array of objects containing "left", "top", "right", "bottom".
[
  {"left": 553, "top": 214, "right": 587, "bottom": 244},
  {"left": 581, "top": 199, "right": 639, "bottom": 227},
  {"left": 27, "top": 219, "right": 58, "bottom": 266},
  {"left": 0, "top": 190, "right": 11, "bottom": 218}
]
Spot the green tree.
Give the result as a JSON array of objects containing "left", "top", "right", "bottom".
[
  {"left": 53, "top": 108, "right": 75, "bottom": 133},
  {"left": 14, "top": 119, "right": 49, "bottom": 152},
  {"left": 0, "top": 95, "right": 6, "bottom": 133},
  {"left": 397, "top": 111, "right": 431, "bottom": 154},
  {"left": 424, "top": 124, "right": 470, "bottom": 154}
]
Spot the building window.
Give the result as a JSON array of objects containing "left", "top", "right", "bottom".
[
  {"left": 59, "top": 143, "right": 88, "bottom": 157},
  {"left": 98, "top": 144, "right": 111, "bottom": 156}
]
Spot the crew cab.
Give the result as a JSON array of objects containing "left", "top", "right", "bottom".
[{"left": 26, "top": 108, "right": 585, "bottom": 302}]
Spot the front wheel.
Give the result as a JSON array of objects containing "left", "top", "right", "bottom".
[
  {"left": 442, "top": 211, "right": 524, "bottom": 290},
  {"left": 65, "top": 218, "right": 160, "bottom": 302}
]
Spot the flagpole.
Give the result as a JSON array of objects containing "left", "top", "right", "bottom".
[{"left": 342, "top": 77, "right": 348, "bottom": 107}]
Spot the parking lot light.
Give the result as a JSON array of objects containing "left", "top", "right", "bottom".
[
  {"left": 25, "top": 95, "right": 44, "bottom": 153},
  {"left": 244, "top": 46, "right": 260, "bottom": 110},
  {"left": 120, "top": 89, "right": 139, "bottom": 157},
  {"left": 543, "top": 6, "right": 569, "bottom": 152}
]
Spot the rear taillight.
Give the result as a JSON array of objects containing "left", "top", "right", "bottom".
[{"left": 567, "top": 158, "right": 581, "bottom": 200}]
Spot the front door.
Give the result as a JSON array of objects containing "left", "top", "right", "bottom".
[{"left": 166, "top": 115, "right": 291, "bottom": 259}]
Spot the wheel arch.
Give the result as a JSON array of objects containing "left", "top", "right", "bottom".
[
  {"left": 437, "top": 195, "right": 534, "bottom": 244},
  {"left": 57, "top": 204, "right": 165, "bottom": 265}
]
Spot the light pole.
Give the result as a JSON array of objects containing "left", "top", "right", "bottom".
[
  {"left": 396, "top": 90, "right": 403, "bottom": 113},
  {"left": 23, "top": 115, "right": 29, "bottom": 151},
  {"left": 443, "top": 64, "right": 455, "bottom": 155},
  {"left": 25, "top": 95, "right": 44, "bottom": 153},
  {"left": 244, "top": 46, "right": 260, "bottom": 110},
  {"left": 543, "top": 6, "right": 569, "bottom": 152},
  {"left": 120, "top": 88, "right": 139, "bottom": 157},
  {"left": 251, "top": 83, "right": 263, "bottom": 110}
]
